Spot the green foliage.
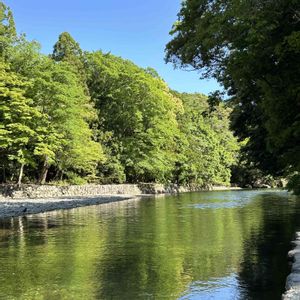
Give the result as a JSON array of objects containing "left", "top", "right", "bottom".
[
  {"left": 50, "top": 33, "right": 104, "bottom": 178},
  {"left": 287, "top": 174, "right": 300, "bottom": 195},
  {"left": 10, "top": 44, "right": 104, "bottom": 181},
  {"left": 0, "top": 12, "right": 104, "bottom": 184},
  {"left": 0, "top": 1, "right": 240, "bottom": 186},
  {"left": 85, "top": 51, "right": 183, "bottom": 183},
  {"left": 96, "top": 132, "right": 126, "bottom": 183},
  {"left": 174, "top": 92, "right": 239, "bottom": 186},
  {"left": 52, "top": 32, "right": 83, "bottom": 63},
  {"left": 33, "top": 60, "right": 104, "bottom": 176},
  {"left": 0, "top": 60, "right": 48, "bottom": 183},
  {"left": 65, "top": 172, "right": 88, "bottom": 185},
  {"left": 52, "top": 32, "right": 88, "bottom": 92},
  {"left": 0, "top": 2, "right": 15, "bottom": 58},
  {"left": 166, "top": 0, "right": 300, "bottom": 192}
]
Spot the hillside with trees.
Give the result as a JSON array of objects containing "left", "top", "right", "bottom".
[{"left": 0, "top": 2, "right": 239, "bottom": 187}]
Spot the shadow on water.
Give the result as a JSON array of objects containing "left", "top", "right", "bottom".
[{"left": 237, "top": 192, "right": 300, "bottom": 300}]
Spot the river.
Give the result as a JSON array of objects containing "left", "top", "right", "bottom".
[{"left": 0, "top": 189, "right": 299, "bottom": 299}]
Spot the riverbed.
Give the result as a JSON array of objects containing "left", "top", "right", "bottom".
[{"left": 0, "top": 189, "right": 299, "bottom": 299}]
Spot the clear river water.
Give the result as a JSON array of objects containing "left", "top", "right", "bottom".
[{"left": 0, "top": 189, "right": 300, "bottom": 299}]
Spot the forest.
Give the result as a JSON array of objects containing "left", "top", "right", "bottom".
[
  {"left": 0, "top": 1, "right": 298, "bottom": 194},
  {"left": 166, "top": 0, "right": 300, "bottom": 194}
]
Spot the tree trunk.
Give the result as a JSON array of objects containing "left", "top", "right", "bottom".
[
  {"left": 60, "top": 170, "right": 63, "bottom": 181},
  {"left": 2, "top": 166, "right": 6, "bottom": 183},
  {"left": 38, "top": 157, "right": 49, "bottom": 185},
  {"left": 17, "top": 163, "right": 25, "bottom": 187}
]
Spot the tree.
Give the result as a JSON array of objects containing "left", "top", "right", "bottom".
[
  {"left": 51, "top": 33, "right": 104, "bottom": 182},
  {"left": 52, "top": 32, "right": 88, "bottom": 92},
  {"left": 28, "top": 58, "right": 104, "bottom": 183},
  {"left": 7, "top": 36, "right": 104, "bottom": 183},
  {"left": 0, "top": 60, "right": 47, "bottom": 185},
  {"left": 173, "top": 92, "right": 239, "bottom": 186},
  {"left": 0, "top": 2, "right": 16, "bottom": 58},
  {"left": 86, "top": 52, "right": 183, "bottom": 182},
  {"left": 166, "top": 0, "right": 300, "bottom": 192}
]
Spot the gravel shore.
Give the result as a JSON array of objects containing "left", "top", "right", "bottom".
[{"left": 0, "top": 195, "right": 138, "bottom": 218}]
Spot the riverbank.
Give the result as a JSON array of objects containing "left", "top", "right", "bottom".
[
  {"left": 283, "top": 232, "right": 300, "bottom": 300},
  {"left": 0, "top": 183, "right": 241, "bottom": 200},
  {"left": 0, "top": 183, "right": 241, "bottom": 218}
]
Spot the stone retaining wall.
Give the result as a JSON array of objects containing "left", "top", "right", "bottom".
[
  {"left": 0, "top": 183, "right": 237, "bottom": 200},
  {"left": 0, "top": 183, "right": 182, "bottom": 199}
]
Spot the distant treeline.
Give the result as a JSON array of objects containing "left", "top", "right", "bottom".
[{"left": 0, "top": 2, "right": 240, "bottom": 186}]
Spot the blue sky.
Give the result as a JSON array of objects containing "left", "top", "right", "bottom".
[{"left": 5, "top": 0, "right": 220, "bottom": 95}]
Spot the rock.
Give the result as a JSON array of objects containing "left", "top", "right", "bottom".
[
  {"left": 278, "top": 178, "right": 288, "bottom": 188},
  {"left": 286, "top": 273, "right": 300, "bottom": 290},
  {"left": 291, "top": 262, "right": 300, "bottom": 273},
  {"left": 283, "top": 288, "right": 300, "bottom": 300},
  {"left": 284, "top": 233, "right": 300, "bottom": 299},
  {"left": 252, "top": 180, "right": 271, "bottom": 188},
  {"left": 291, "top": 241, "right": 300, "bottom": 246},
  {"left": 294, "top": 253, "right": 300, "bottom": 263},
  {"left": 261, "top": 184, "right": 271, "bottom": 188},
  {"left": 288, "top": 249, "right": 300, "bottom": 260}
]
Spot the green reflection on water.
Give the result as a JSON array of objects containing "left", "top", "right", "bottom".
[{"left": 0, "top": 190, "right": 299, "bottom": 300}]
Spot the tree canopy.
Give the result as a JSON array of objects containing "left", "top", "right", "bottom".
[
  {"left": 85, "top": 51, "right": 183, "bottom": 183},
  {"left": 0, "top": 2, "right": 15, "bottom": 58},
  {"left": 0, "top": 1, "right": 239, "bottom": 187},
  {"left": 166, "top": 0, "right": 300, "bottom": 193}
]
